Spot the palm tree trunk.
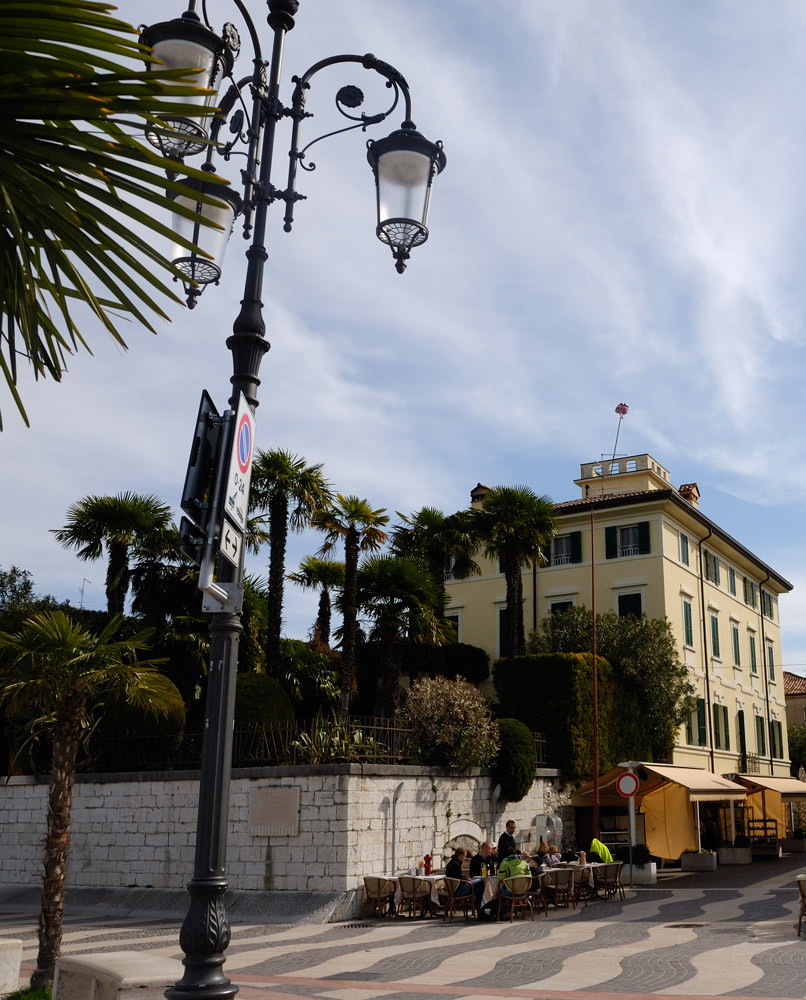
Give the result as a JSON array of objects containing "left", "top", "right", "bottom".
[
  {"left": 340, "top": 529, "right": 359, "bottom": 716},
  {"left": 504, "top": 558, "right": 522, "bottom": 662},
  {"left": 32, "top": 699, "right": 83, "bottom": 989},
  {"left": 267, "top": 494, "right": 289, "bottom": 669},
  {"left": 380, "top": 627, "right": 400, "bottom": 717},
  {"left": 106, "top": 540, "right": 130, "bottom": 616},
  {"left": 315, "top": 587, "right": 332, "bottom": 647}
]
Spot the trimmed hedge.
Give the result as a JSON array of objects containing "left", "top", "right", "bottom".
[
  {"left": 235, "top": 672, "right": 294, "bottom": 726},
  {"left": 493, "top": 652, "right": 649, "bottom": 779},
  {"left": 492, "top": 718, "right": 536, "bottom": 802}
]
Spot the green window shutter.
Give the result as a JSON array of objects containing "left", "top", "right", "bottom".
[
  {"left": 637, "top": 521, "right": 650, "bottom": 554},
  {"left": 737, "top": 710, "right": 747, "bottom": 755},
  {"left": 705, "top": 551, "right": 712, "bottom": 581},
  {"left": 732, "top": 626, "right": 740, "bottom": 666},
  {"left": 683, "top": 601, "right": 693, "bottom": 646},
  {"left": 713, "top": 704, "right": 722, "bottom": 749},
  {"left": 714, "top": 557, "right": 720, "bottom": 586},
  {"left": 605, "top": 526, "right": 618, "bottom": 559},
  {"left": 722, "top": 705, "right": 730, "bottom": 751},
  {"left": 686, "top": 709, "right": 694, "bottom": 745},
  {"left": 743, "top": 577, "right": 749, "bottom": 603},
  {"left": 756, "top": 716, "right": 766, "bottom": 756},
  {"left": 769, "top": 721, "right": 776, "bottom": 758},
  {"left": 777, "top": 721, "right": 784, "bottom": 758},
  {"left": 767, "top": 644, "right": 775, "bottom": 681},
  {"left": 697, "top": 698, "right": 707, "bottom": 746},
  {"left": 710, "top": 615, "right": 720, "bottom": 658},
  {"left": 569, "top": 530, "right": 582, "bottom": 563}
]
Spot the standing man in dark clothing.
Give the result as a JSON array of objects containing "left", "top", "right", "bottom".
[{"left": 498, "top": 819, "right": 517, "bottom": 859}]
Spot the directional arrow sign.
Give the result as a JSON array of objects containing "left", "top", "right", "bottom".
[{"left": 219, "top": 519, "right": 242, "bottom": 568}]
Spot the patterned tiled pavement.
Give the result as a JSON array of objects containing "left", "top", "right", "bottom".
[{"left": 4, "top": 862, "right": 806, "bottom": 999}]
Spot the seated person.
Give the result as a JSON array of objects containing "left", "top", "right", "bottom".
[
  {"left": 544, "top": 844, "right": 563, "bottom": 866},
  {"left": 445, "top": 848, "right": 484, "bottom": 913},
  {"left": 527, "top": 854, "right": 543, "bottom": 891},
  {"left": 589, "top": 837, "right": 613, "bottom": 863},
  {"left": 469, "top": 841, "right": 495, "bottom": 877},
  {"left": 535, "top": 840, "right": 549, "bottom": 862},
  {"left": 490, "top": 851, "right": 531, "bottom": 917}
]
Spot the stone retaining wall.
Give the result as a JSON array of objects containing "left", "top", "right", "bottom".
[{"left": 2, "top": 764, "right": 571, "bottom": 909}]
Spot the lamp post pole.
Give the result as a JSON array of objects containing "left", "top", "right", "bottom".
[{"left": 139, "top": 3, "right": 445, "bottom": 998}]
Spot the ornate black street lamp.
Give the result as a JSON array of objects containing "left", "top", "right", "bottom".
[{"left": 138, "top": 2, "right": 444, "bottom": 998}]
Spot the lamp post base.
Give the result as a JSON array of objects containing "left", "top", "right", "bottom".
[{"left": 165, "top": 879, "right": 237, "bottom": 999}]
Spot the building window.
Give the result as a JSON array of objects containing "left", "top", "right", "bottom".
[
  {"left": 704, "top": 549, "right": 720, "bottom": 586},
  {"left": 697, "top": 698, "right": 707, "bottom": 745},
  {"left": 731, "top": 624, "right": 741, "bottom": 667},
  {"left": 749, "top": 634, "right": 757, "bottom": 674},
  {"left": 444, "top": 555, "right": 455, "bottom": 581},
  {"left": 444, "top": 614, "right": 459, "bottom": 641},
  {"left": 605, "top": 522, "right": 650, "bottom": 559},
  {"left": 713, "top": 704, "right": 730, "bottom": 751},
  {"left": 761, "top": 591, "right": 775, "bottom": 620},
  {"left": 729, "top": 568, "right": 736, "bottom": 596},
  {"left": 610, "top": 462, "right": 620, "bottom": 474},
  {"left": 743, "top": 577, "right": 757, "bottom": 608},
  {"left": 551, "top": 531, "right": 582, "bottom": 566},
  {"left": 755, "top": 714, "right": 766, "bottom": 756},
  {"left": 710, "top": 614, "right": 720, "bottom": 658},
  {"left": 550, "top": 600, "right": 573, "bottom": 614},
  {"left": 626, "top": 459, "right": 637, "bottom": 472},
  {"left": 688, "top": 698, "right": 708, "bottom": 746},
  {"left": 770, "top": 720, "right": 784, "bottom": 758},
  {"left": 737, "top": 709, "right": 747, "bottom": 756},
  {"left": 618, "top": 593, "right": 642, "bottom": 618},
  {"left": 767, "top": 643, "right": 775, "bottom": 682},
  {"left": 683, "top": 600, "right": 694, "bottom": 647},
  {"left": 680, "top": 533, "right": 689, "bottom": 566}
]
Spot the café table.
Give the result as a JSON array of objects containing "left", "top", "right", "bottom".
[{"left": 368, "top": 873, "right": 446, "bottom": 908}]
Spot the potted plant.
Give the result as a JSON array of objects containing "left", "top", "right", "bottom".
[
  {"left": 718, "top": 835, "right": 752, "bottom": 865},
  {"left": 616, "top": 843, "right": 657, "bottom": 885},
  {"left": 681, "top": 849, "right": 718, "bottom": 871}
]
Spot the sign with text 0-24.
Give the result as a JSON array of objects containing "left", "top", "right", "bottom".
[{"left": 223, "top": 392, "right": 256, "bottom": 538}]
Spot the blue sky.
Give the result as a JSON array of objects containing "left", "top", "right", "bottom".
[{"left": 4, "top": 0, "right": 806, "bottom": 671}]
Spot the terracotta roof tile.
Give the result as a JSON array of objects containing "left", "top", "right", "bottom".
[{"left": 784, "top": 671, "right": 806, "bottom": 696}]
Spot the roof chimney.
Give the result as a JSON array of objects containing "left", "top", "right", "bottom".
[
  {"left": 678, "top": 482, "right": 700, "bottom": 509},
  {"left": 470, "top": 483, "right": 490, "bottom": 506}
]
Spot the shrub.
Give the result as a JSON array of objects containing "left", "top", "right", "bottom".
[
  {"left": 402, "top": 675, "right": 500, "bottom": 767},
  {"left": 491, "top": 718, "right": 535, "bottom": 802},
  {"left": 234, "top": 673, "right": 294, "bottom": 727}
]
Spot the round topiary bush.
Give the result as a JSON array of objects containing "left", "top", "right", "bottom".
[
  {"left": 402, "top": 675, "right": 500, "bottom": 767},
  {"left": 491, "top": 718, "right": 536, "bottom": 802},
  {"left": 235, "top": 672, "right": 294, "bottom": 726}
]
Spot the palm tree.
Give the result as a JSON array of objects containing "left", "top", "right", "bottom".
[
  {"left": 287, "top": 555, "right": 345, "bottom": 647},
  {"left": 391, "top": 506, "right": 479, "bottom": 610},
  {"left": 472, "top": 485, "right": 557, "bottom": 661},
  {"left": 312, "top": 496, "right": 389, "bottom": 715},
  {"left": 0, "top": 610, "right": 183, "bottom": 989},
  {"left": 1, "top": 0, "right": 228, "bottom": 428},
  {"left": 52, "top": 492, "right": 174, "bottom": 616},
  {"left": 250, "top": 450, "right": 333, "bottom": 667},
  {"left": 356, "top": 554, "right": 446, "bottom": 716}
]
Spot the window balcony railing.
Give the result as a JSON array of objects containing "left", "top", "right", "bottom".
[
  {"left": 619, "top": 544, "right": 640, "bottom": 557},
  {"left": 552, "top": 553, "right": 572, "bottom": 566}
]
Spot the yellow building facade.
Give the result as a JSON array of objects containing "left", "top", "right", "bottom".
[{"left": 445, "top": 454, "right": 792, "bottom": 778}]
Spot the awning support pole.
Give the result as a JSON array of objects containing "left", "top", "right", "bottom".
[
  {"left": 730, "top": 800, "right": 736, "bottom": 844},
  {"left": 696, "top": 801, "right": 702, "bottom": 851}
]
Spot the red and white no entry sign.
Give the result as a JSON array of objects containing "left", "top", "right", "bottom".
[{"left": 616, "top": 772, "right": 640, "bottom": 798}]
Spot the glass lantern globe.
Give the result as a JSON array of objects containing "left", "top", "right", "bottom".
[
  {"left": 367, "top": 126, "right": 446, "bottom": 272},
  {"left": 139, "top": 12, "right": 237, "bottom": 158},
  {"left": 170, "top": 178, "right": 242, "bottom": 306}
]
